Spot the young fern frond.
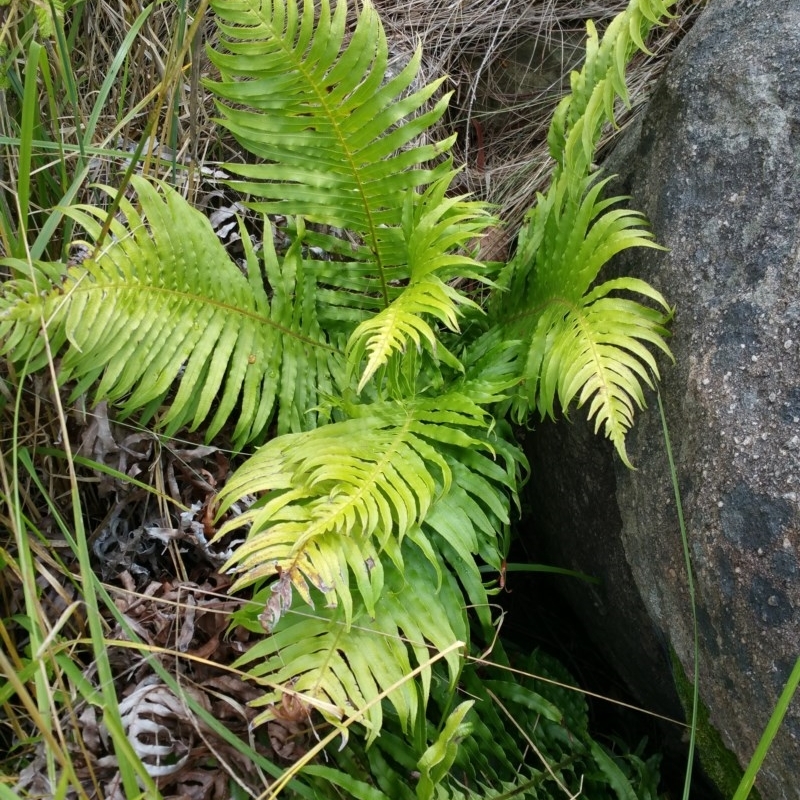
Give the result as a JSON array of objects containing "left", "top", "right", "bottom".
[
  {"left": 346, "top": 176, "right": 492, "bottom": 391},
  {"left": 0, "top": 177, "right": 341, "bottom": 444},
  {"left": 487, "top": 0, "right": 676, "bottom": 465},
  {"left": 347, "top": 275, "right": 464, "bottom": 392},
  {"left": 548, "top": 0, "right": 677, "bottom": 175}
]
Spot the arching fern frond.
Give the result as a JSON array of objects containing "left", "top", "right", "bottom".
[
  {"left": 486, "top": 0, "right": 676, "bottom": 465},
  {"left": 0, "top": 177, "right": 341, "bottom": 444},
  {"left": 233, "top": 545, "right": 467, "bottom": 746},
  {"left": 214, "top": 390, "right": 495, "bottom": 625},
  {"left": 526, "top": 279, "right": 672, "bottom": 468},
  {"left": 495, "top": 172, "right": 673, "bottom": 464}
]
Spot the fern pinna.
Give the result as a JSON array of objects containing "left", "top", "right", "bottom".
[{"left": 0, "top": 0, "right": 676, "bottom": 795}]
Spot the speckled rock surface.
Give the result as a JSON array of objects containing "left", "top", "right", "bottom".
[{"left": 526, "top": 1, "right": 800, "bottom": 797}]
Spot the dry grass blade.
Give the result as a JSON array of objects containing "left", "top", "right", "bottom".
[{"left": 368, "top": 0, "right": 704, "bottom": 257}]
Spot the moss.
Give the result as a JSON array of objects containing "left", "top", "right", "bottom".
[{"left": 669, "top": 648, "right": 761, "bottom": 800}]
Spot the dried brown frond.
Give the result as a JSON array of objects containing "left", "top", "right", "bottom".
[{"left": 14, "top": 570, "right": 281, "bottom": 799}]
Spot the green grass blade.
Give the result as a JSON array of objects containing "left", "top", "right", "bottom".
[
  {"left": 732, "top": 656, "right": 800, "bottom": 800},
  {"left": 48, "top": 1, "right": 85, "bottom": 162},
  {"left": 28, "top": 4, "right": 154, "bottom": 261},
  {"left": 478, "top": 562, "right": 601, "bottom": 584},
  {"left": 31, "top": 350, "right": 158, "bottom": 797},
  {"left": 657, "top": 389, "right": 698, "bottom": 800},
  {"left": 15, "top": 40, "right": 44, "bottom": 257}
]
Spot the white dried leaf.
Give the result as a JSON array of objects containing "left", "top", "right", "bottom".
[
  {"left": 78, "top": 705, "right": 102, "bottom": 751},
  {"left": 118, "top": 677, "right": 205, "bottom": 777}
]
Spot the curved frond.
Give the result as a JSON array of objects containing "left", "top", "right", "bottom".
[
  {"left": 0, "top": 177, "right": 341, "bottom": 444},
  {"left": 232, "top": 546, "right": 467, "bottom": 745},
  {"left": 486, "top": 181, "right": 672, "bottom": 462},
  {"left": 214, "top": 391, "right": 493, "bottom": 623},
  {"left": 520, "top": 279, "right": 673, "bottom": 467},
  {"left": 500, "top": 177, "right": 663, "bottom": 313},
  {"left": 346, "top": 276, "right": 464, "bottom": 392},
  {"left": 484, "top": 0, "right": 676, "bottom": 465}
]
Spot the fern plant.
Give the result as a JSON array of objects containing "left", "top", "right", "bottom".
[
  {"left": 485, "top": 0, "right": 676, "bottom": 466},
  {"left": 0, "top": 0, "right": 676, "bottom": 795}
]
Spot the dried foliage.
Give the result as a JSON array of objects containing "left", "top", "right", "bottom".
[{"left": 2, "top": 394, "right": 283, "bottom": 797}]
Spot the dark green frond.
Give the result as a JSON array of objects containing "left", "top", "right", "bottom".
[{"left": 206, "top": 0, "right": 456, "bottom": 303}]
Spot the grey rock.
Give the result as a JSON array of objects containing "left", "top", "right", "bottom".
[{"left": 527, "top": 1, "right": 800, "bottom": 797}]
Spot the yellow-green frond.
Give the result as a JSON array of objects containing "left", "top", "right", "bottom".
[
  {"left": 214, "top": 392, "right": 493, "bottom": 621},
  {"left": 233, "top": 546, "right": 467, "bottom": 745},
  {"left": 207, "top": 0, "right": 457, "bottom": 304},
  {"left": 0, "top": 177, "right": 341, "bottom": 445},
  {"left": 515, "top": 279, "right": 673, "bottom": 467}
]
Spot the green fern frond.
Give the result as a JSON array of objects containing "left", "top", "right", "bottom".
[
  {"left": 214, "top": 390, "right": 494, "bottom": 623},
  {"left": 0, "top": 177, "right": 341, "bottom": 444},
  {"left": 486, "top": 0, "right": 676, "bottom": 465},
  {"left": 548, "top": 0, "right": 676, "bottom": 175},
  {"left": 207, "top": 0, "right": 495, "bottom": 393},
  {"left": 346, "top": 276, "right": 463, "bottom": 392},
  {"left": 233, "top": 545, "right": 467, "bottom": 745},
  {"left": 506, "top": 173, "right": 663, "bottom": 308},
  {"left": 328, "top": 644, "right": 659, "bottom": 799},
  {"left": 490, "top": 175, "right": 672, "bottom": 464},
  {"left": 207, "top": 0, "right": 455, "bottom": 302},
  {"left": 525, "top": 280, "right": 672, "bottom": 467}
]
